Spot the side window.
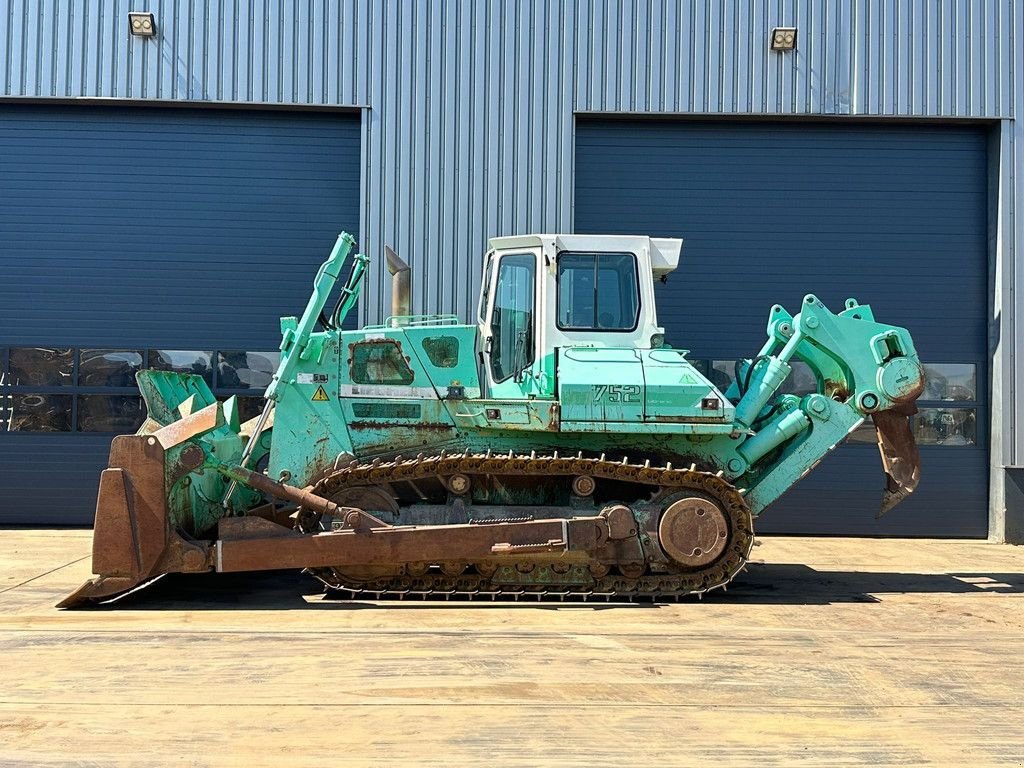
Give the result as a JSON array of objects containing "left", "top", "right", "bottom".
[
  {"left": 478, "top": 253, "right": 494, "bottom": 323},
  {"left": 557, "top": 252, "right": 639, "bottom": 331},
  {"left": 421, "top": 336, "right": 459, "bottom": 368},
  {"left": 349, "top": 340, "right": 415, "bottom": 385},
  {"left": 489, "top": 253, "right": 536, "bottom": 383}
]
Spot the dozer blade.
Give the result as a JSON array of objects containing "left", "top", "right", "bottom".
[
  {"left": 58, "top": 434, "right": 212, "bottom": 609},
  {"left": 872, "top": 407, "right": 921, "bottom": 517}
]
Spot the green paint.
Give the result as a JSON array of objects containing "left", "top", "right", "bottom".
[{"left": 133, "top": 233, "right": 924, "bottom": 535}]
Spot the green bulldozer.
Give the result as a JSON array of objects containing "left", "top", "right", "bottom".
[{"left": 61, "top": 232, "right": 924, "bottom": 607}]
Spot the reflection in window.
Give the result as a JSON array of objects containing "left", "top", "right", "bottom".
[
  {"left": 77, "top": 395, "right": 145, "bottom": 433},
  {"left": 217, "top": 351, "right": 279, "bottom": 390},
  {"left": 8, "top": 348, "right": 73, "bottom": 386},
  {"left": 847, "top": 409, "right": 978, "bottom": 447},
  {"left": 233, "top": 396, "right": 267, "bottom": 424},
  {"left": 149, "top": 350, "right": 214, "bottom": 384},
  {"left": 421, "top": 336, "right": 459, "bottom": 368},
  {"left": 79, "top": 350, "right": 143, "bottom": 387},
  {"left": 350, "top": 340, "right": 415, "bottom": 385},
  {"left": 913, "top": 407, "right": 976, "bottom": 446},
  {"left": 557, "top": 252, "right": 639, "bottom": 330},
  {"left": 922, "top": 363, "right": 976, "bottom": 402},
  {"left": 847, "top": 421, "right": 878, "bottom": 444},
  {"left": 781, "top": 361, "right": 817, "bottom": 396},
  {"left": 709, "top": 360, "right": 737, "bottom": 392},
  {"left": 7, "top": 394, "right": 73, "bottom": 432}
]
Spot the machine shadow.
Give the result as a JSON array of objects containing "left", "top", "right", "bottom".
[{"left": 98, "top": 562, "right": 1024, "bottom": 611}]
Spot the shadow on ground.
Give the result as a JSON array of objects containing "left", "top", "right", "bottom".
[{"left": 81, "top": 562, "right": 1024, "bottom": 611}]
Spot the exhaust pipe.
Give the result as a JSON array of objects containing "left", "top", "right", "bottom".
[{"left": 385, "top": 246, "right": 411, "bottom": 320}]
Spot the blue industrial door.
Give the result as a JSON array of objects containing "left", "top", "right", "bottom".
[
  {"left": 0, "top": 104, "right": 360, "bottom": 524},
  {"left": 576, "top": 119, "right": 989, "bottom": 536}
]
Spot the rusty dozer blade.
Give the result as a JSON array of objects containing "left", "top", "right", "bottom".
[
  {"left": 872, "top": 406, "right": 921, "bottom": 518},
  {"left": 58, "top": 427, "right": 216, "bottom": 609}
]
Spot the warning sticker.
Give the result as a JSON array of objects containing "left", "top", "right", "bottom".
[{"left": 311, "top": 385, "right": 330, "bottom": 402}]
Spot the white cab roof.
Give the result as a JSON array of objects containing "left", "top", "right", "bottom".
[{"left": 487, "top": 233, "right": 682, "bottom": 277}]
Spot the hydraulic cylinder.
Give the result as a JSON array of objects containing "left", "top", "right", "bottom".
[
  {"left": 737, "top": 406, "right": 811, "bottom": 465},
  {"left": 734, "top": 357, "right": 792, "bottom": 429}
]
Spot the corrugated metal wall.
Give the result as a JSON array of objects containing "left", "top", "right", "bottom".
[{"left": 1, "top": 0, "right": 1021, "bottom": 471}]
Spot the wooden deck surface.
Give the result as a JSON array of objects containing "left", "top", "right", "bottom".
[{"left": 1, "top": 530, "right": 1022, "bottom": 766}]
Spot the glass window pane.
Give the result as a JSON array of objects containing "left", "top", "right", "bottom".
[
  {"left": 490, "top": 253, "right": 536, "bottom": 382},
  {"left": 922, "top": 363, "right": 976, "bottom": 402},
  {"left": 77, "top": 395, "right": 145, "bottom": 433},
  {"left": 913, "top": 407, "right": 977, "bottom": 446},
  {"left": 233, "top": 396, "right": 267, "bottom": 423},
  {"left": 6, "top": 393, "right": 73, "bottom": 431},
  {"left": 79, "top": 349, "right": 143, "bottom": 388},
  {"left": 556, "top": 252, "right": 639, "bottom": 331},
  {"left": 709, "top": 359, "right": 816, "bottom": 396},
  {"left": 846, "top": 421, "right": 879, "bottom": 444},
  {"left": 217, "top": 351, "right": 280, "bottom": 390},
  {"left": 848, "top": 409, "right": 978, "bottom": 447},
  {"left": 421, "top": 336, "right": 460, "bottom": 368},
  {"left": 478, "top": 254, "right": 494, "bottom": 323},
  {"left": 781, "top": 361, "right": 818, "bottom": 396},
  {"left": 148, "top": 350, "right": 214, "bottom": 384},
  {"left": 8, "top": 347, "right": 73, "bottom": 386},
  {"left": 709, "top": 360, "right": 737, "bottom": 391},
  {"left": 350, "top": 340, "right": 415, "bottom": 385}
]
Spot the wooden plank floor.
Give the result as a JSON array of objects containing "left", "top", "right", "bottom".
[{"left": 1, "top": 530, "right": 1022, "bottom": 766}]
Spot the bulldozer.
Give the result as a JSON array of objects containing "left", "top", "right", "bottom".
[{"left": 60, "top": 232, "right": 924, "bottom": 607}]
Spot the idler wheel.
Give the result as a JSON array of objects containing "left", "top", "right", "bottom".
[{"left": 658, "top": 496, "right": 729, "bottom": 568}]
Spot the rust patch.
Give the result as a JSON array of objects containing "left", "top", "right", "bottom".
[
  {"left": 547, "top": 403, "right": 560, "bottom": 431},
  {"left": 824, "top": 379, "right": 851, "bottom": 402},
  {"left": 347, "top": 421, "right": 454, "bottom": 432}
]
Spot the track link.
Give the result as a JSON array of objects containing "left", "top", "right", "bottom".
[{"left": 305, "top": 451, "right": 754, "bottom": 601}]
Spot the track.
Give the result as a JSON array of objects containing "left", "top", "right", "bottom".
[{"left": 303, "top": 451, "right": 755, "bottom": 601}]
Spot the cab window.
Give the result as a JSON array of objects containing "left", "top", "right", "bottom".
[
  {"left": 477, "top": 252, "right": 494, "bottom": 323},
  {"left": 557, "top": 252, "right": 639, "bottom": 331},
  {"left": 489, "top": 253, "right": 535, "bottom": 382}
]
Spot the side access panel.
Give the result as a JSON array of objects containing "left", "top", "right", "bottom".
[
  {"left": 641, "top": 349, "right": 734, "bottom": 424},
  {"left": 336, "top": 330, "right": 460, "bottom": 457},
  {"left": 558, "top": 347, "right": 644, "bottom": 423}
]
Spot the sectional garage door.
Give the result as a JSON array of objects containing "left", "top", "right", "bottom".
[
  {"left": 576, "top": 119, "right": 989, "bottom": 537},
  {"left": 0, "top": 105, "right": 360, "bottom": 524}
]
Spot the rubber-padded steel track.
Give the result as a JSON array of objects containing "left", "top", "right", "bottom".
[{"left": 305, "top": 450, "right": 755, "bottom": 601}]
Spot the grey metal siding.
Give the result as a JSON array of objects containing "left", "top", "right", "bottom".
[
  {"left": 576, "top": 118, "right": 989, "bottom": 536},
  {"left": 0, "top": 104, "right": 360, "bottom": 523}
]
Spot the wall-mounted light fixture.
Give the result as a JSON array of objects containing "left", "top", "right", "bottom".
[
  {"left": 128, "top": 12, "right": 156, "bottom": 37},
  {"left": 770, "top": 27, "right": 797, "bottom": 51}
]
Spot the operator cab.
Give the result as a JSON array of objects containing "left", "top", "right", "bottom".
[{"left": 477, "top": 235, "right": 681, "bottom": 399}]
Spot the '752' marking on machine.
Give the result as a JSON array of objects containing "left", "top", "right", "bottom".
[{"left": 592, "top": 384, "right": 641, "bottom": 403}]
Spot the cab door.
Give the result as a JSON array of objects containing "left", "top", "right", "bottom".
[{"left": 481, "top": 249, "right": 545, "bottom": 400}]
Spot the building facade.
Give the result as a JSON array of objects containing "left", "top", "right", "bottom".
[{"left": 0, "top": 0, "right": 1021, "bottom": 540}]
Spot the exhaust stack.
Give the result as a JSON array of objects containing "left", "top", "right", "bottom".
[{"left": 385, "top": 246, "right": 411, "bottom": 319}]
